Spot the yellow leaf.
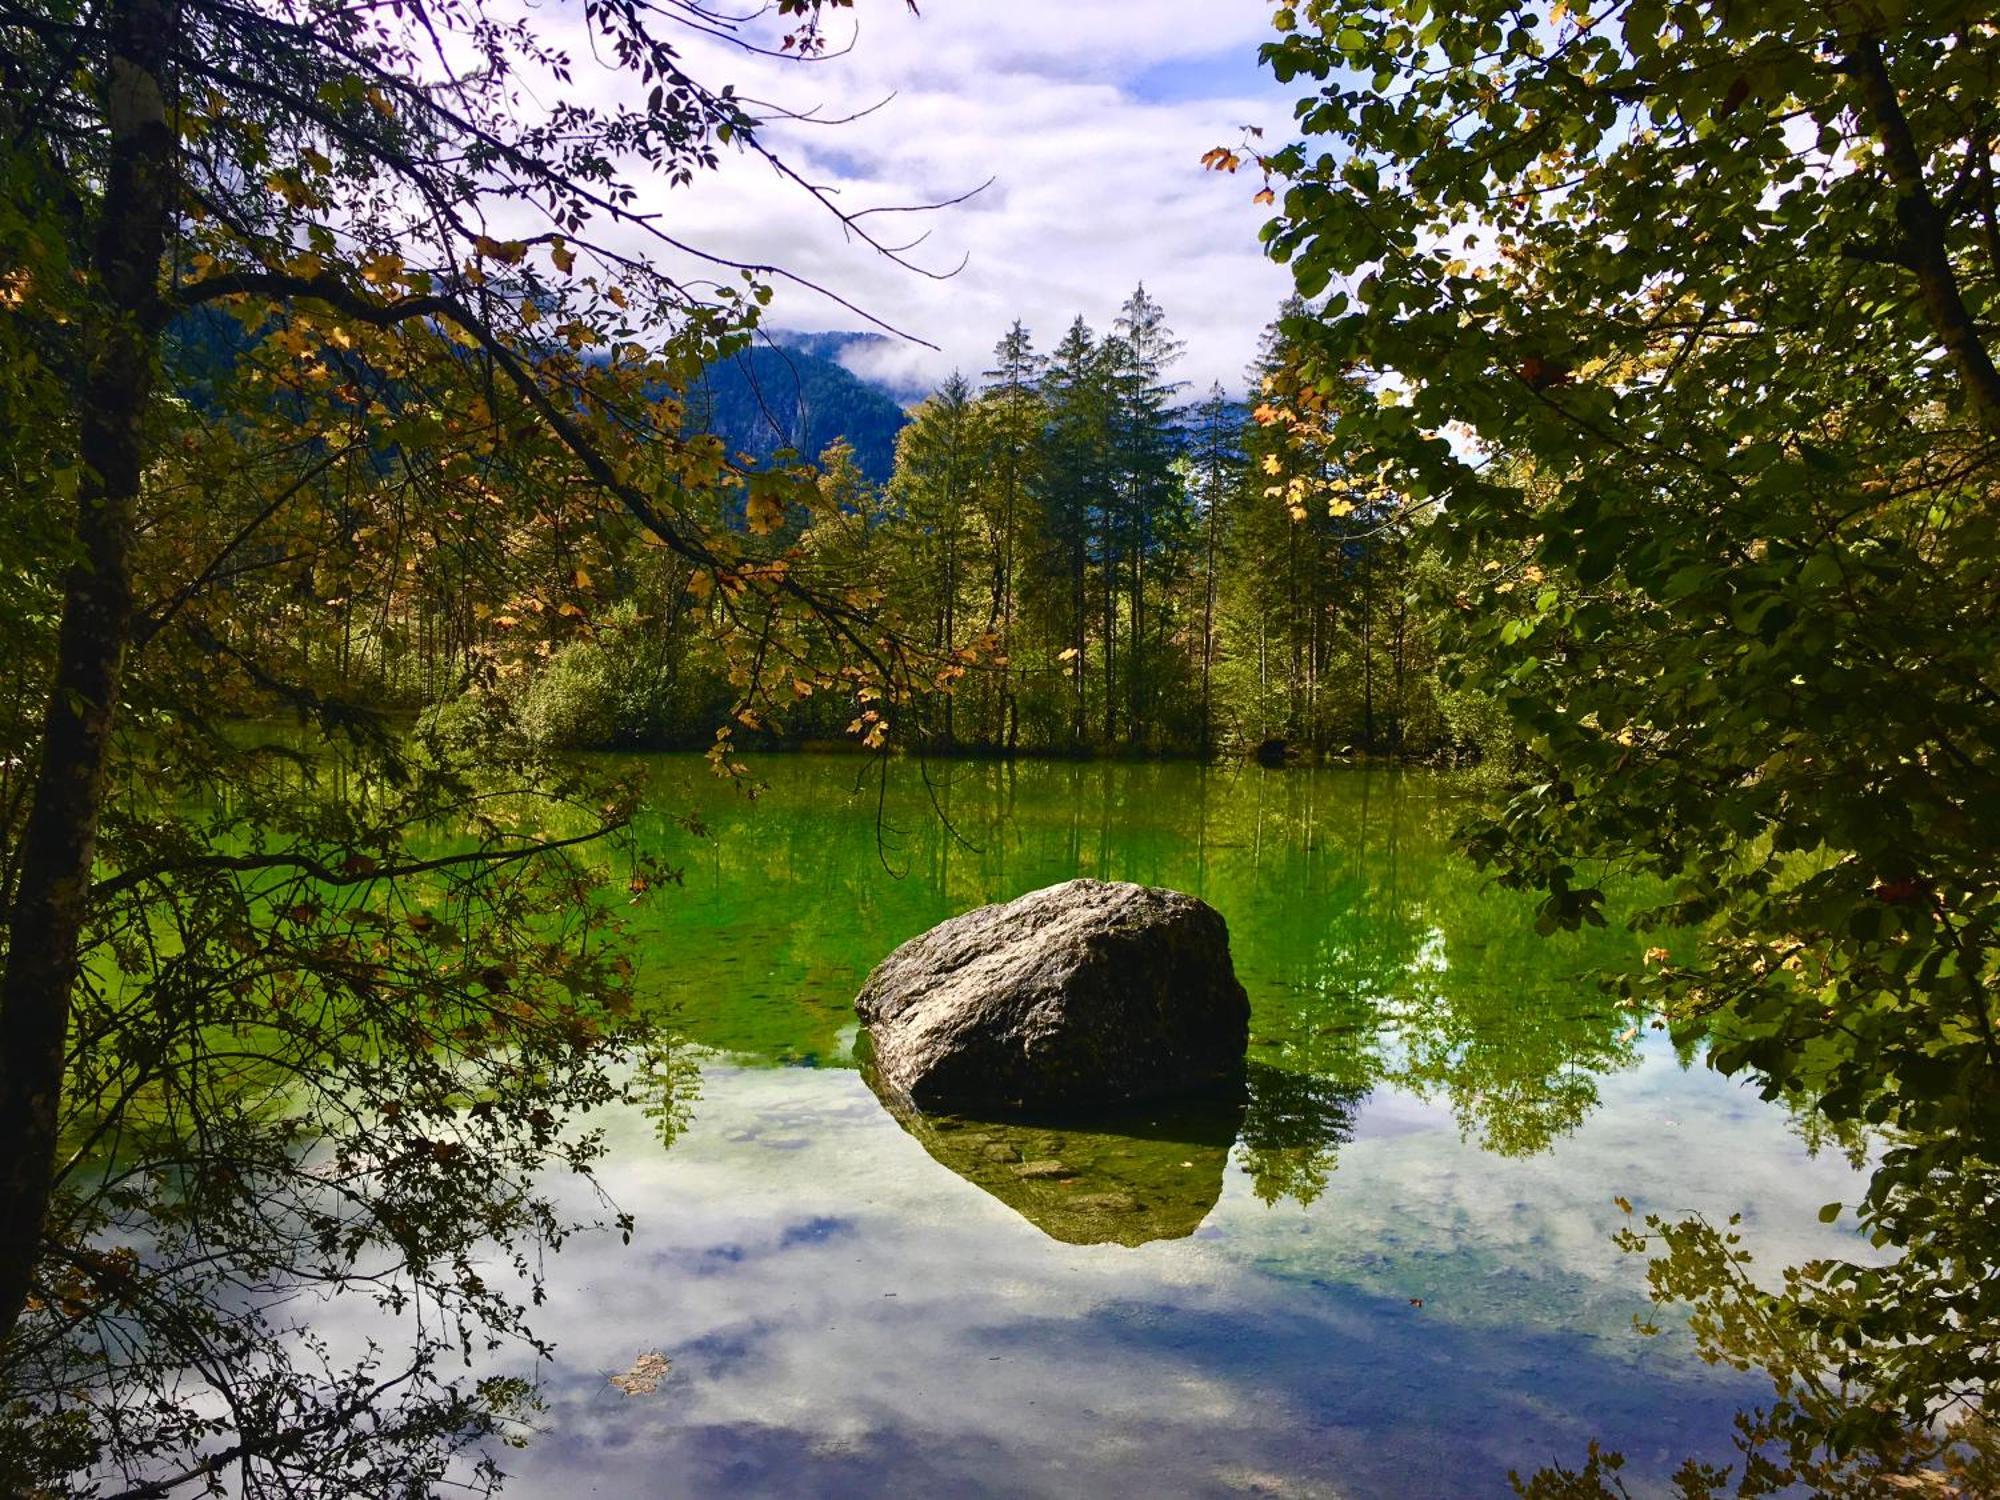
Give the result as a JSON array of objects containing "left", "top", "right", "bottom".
[
  {"left": 608, "top": 1351, "right": 671, "bottom": 1397},
  {"left": 746, "top": 486, "right": 786, "bottom": 536},
  {"left": 551, "top": 241, "right": 576, "bottom": 274},
  {"left": 474, "top": 234, "right": 528, "bottom": 265}
]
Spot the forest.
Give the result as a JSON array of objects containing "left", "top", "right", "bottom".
[
  {"left": 2, "top": 0, "right": 1998, "bottom": 1497},
  {"left": 476, "top": 289, "right": 1496, "bottom": 764}
]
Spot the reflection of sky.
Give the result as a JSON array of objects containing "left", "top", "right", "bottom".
[{"left": 418, "top": 1044, "right": 1873, "bottom": 1500}]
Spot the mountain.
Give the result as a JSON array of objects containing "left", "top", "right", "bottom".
[
  {"left": 686, "top": 337, "right": 913, "bottom": 485},
  {"left": 767, "top": 330, "right": 932, "bottom": 404},
  {"left": 169, "top": 309, "right": 919, "bottom": 488}
]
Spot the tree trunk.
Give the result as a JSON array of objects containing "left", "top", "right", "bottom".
[
  {"left": 1392, "top": 589, "right": 1408, "bottom": 756},
  {"left": 1200, "top": 479, "right": 1219, "bottom": 756},
  {"left": 1070, "top": 542, "right": 1086, "bottom": 750},
  {"left": 1000, "top": 436, "right": 1019, "bottom": 754},
  {"left": 1848, "top": 36, "right": 2000, "bottom": 431},
  {"left": 0, "top": 0, "right": 174, "bottom": 1347},
  {"left": 1360, "top": 545, "right": 1375, "bottom": 752},
  {"left": 1128, "top": 491, "right": 1146, "bottom": 742},
  {"left": 1102, "top": 526, "right": 1117, "bottom": 744}
]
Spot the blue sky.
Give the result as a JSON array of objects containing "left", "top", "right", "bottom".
[{"left": 1131, "top": 48, "right": 1284, "bottom": 107}]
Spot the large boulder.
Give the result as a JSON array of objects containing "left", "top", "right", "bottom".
[{"left": 855, "top": 878, "right": 1250, "bottom": 1114}]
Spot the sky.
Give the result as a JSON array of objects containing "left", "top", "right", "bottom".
[{"left": 609, "top": 2, "right": 1305, "bottom": 398}]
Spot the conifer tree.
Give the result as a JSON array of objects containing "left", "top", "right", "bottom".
[
  {"left": 979, "top": 322, "right": 1045, "bottom": 749},
  {"left": 1103, "top": 285, "right": 1186, "bottom": 742},
  {"left": 1038, "top": 318, "right": 1113, "bottom": 748}
]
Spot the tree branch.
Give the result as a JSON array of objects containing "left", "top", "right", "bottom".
[{"left": 1846, "top": 34, "right": 2000, "bottom": 430}]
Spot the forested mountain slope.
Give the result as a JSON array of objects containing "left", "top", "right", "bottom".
[{"left": 685, "top": 336, "right": 911, "bottom": 483}]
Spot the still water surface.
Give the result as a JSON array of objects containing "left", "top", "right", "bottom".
[{"left": 494, "top": 756, "right": 1866, "bottom": 1498}]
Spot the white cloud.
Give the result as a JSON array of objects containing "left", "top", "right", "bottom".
[{"left": 554, "top": 2, "right": 1302, "bottom": 396}]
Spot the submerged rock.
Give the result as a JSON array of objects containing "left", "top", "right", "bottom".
[
  {"left": 869, "top": 1085, "right": 1244, "bottom": 1247},
  {"left": 854, "top": 878, "right": 1250, "bottom": 1114}
]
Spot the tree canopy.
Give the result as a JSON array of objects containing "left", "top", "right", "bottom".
[
  {"left": 1243, "top": 0, "right": 2000, "bottom": 1486},
  {"left": 0, "top": 0, "right": 936, "bottom": 1490}
]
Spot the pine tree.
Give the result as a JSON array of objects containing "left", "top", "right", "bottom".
[
  {"left": 1104, "top": 285, "right": 1187, "bottom": 743},
  {"left": 888, "top": 374, "right": 982, "bottom": 746},
  {"left": 979, "top": 322, "right": 1045, "bottom": 750},
  {"left": 1038, "top": 318, "right": 1113, "bottom": 749},
  {"left": 1188, "top": 384, "right": 1243, "bottom": 754}
]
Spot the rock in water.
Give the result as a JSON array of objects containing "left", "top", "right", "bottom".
[
  {"left": 854, "top": 878, "right": 1250, "bottom": 1113},
  {"left": 868, "top": 1089, "right": 1245, "bottom": 1246}
]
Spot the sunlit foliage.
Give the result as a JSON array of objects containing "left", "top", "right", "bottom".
[{"left": 1247, "top": 0, "right": 2000, "bottom": 1486}]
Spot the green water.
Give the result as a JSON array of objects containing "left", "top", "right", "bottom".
[
  {"left": 628, "top": 756, "right": 1650, "bottom": 1163},
  {"left": 467, "top": 756, "right": 1868, "bottom": 1498}
]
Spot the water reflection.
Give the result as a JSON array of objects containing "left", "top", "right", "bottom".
[
  {"left": 863, "top": 1061, "right": 1374, "bottom": 1243},
  {"left": 1237, "top": 1062, "right": 1366, "bottom": 1208},
  {"left": 868, "top": 1084, "right": 1245, "bottom": 1246},
  {"left": 624, "top": 756, "right": 1652, "bottom": 1181},
  {"left": 189, "top": 756, "right": 1878, "bottom": 1500},
  {"left": 472, "top": 1054, "right": 1873, "bottom": 1500}
]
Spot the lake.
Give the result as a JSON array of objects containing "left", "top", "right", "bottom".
[{"left": 479, "top": 755, "right": 1869, "bottom": 1498}]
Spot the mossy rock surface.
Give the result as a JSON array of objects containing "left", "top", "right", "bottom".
[{"left": 870, "top": 1082, "right": 1244, "bottom": 1247}]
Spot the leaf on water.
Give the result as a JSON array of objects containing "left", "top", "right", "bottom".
[{"left": 608, "top": 1351, "right": 671, "bottom": 1396}]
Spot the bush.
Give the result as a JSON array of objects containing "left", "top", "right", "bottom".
[
  {"left": 505, "top": 602, "right": 735, "bottom": 752},
  {"left": 518, "top": 639, "right": 620, "bottom": 750}
]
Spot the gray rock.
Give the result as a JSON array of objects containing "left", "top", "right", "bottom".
[
  {"left": 855, "top": 878, "right": 1250, "bottom": 1114},
  {"left": 1013, "top": 1159, "right": 1076, "bottom": 1181}
]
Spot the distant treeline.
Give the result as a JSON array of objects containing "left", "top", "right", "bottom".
[{"left": 479, "top": 287, "right": 1503, "bottom": 763}]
